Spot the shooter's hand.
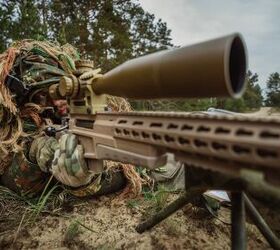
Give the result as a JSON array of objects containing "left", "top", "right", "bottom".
[
  {"left": 51, "top": 133, "right": 95, "bottom": 187},
  {"left": 30, "top": 134, "right": 94, "bottom": 187}
]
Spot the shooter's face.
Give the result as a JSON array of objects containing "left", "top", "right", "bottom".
[
  {"left": 53, "top": 100, "right": 68, "bottom": 116},
  {"left": 31, "top": 90, "right": 68, "bottom": 117}
]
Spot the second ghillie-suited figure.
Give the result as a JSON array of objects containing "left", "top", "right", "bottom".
[{"left": 0, "top": 40, "right": 145, "bottom": 197}]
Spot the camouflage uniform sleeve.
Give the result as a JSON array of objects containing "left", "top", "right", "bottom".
[
  {"left": 28, "top": 134, "right": 104, "bottom": 197},
  {"left": 1, "top": 133, "right": 125, "bottom": 198},
  {"left": 0, "top": 151, "right": 50, "bottom": 197},
  {"left": 0, "top": 121, "right": 53, "bottom": 197},
  {"left": 29, "top": 136, "right": 59, "bottom": 172}
]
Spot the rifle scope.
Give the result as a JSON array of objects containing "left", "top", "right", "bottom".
[{"left": 93, "top": 33, "right": 247, "bottom": 99}]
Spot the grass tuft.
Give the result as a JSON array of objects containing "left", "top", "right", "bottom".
[
  {"left": 0, "top": 175, "right": 68, "bottom": 236},
  {"left": 64, "top": 218, "right": 98, "bottom": 244},
  {"left": 64, "top": 219, "right": 81, "bottom": 243},
  {"left": 143, "top": 184, "right": 173, "bottom": 212}
]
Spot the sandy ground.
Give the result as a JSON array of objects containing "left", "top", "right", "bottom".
[
  {"left": 0, "top": 192, "right": 275, "bottom": 250},
  {"left": 245, "top": 107, "right": 280, "bottom": 118},
  {"left": 0, "top": 107, "right": 279, "bottom": 250}
]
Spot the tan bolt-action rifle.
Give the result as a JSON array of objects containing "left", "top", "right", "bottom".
[{"left": 48, "top": 33, "right": 280, "bottom": 249}]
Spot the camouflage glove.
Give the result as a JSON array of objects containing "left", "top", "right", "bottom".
[
  {"left": 51, "top": 133, "right": 95, "bottom": 188},
  {"left": 29, "top": 136, "right": 59, "bottom": 172}
]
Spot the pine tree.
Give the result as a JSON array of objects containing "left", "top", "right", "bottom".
[
  {"left": 1, "top": 0, "right": 173, "bottom": 65},
  {"left": 215, "top": 70, "right": 263, "bottom": 112},
  {"left": 0, "top": 1, "right": 17, "bottom": 51},
  {"left": 46, "top": 0, "right": 172, "bottom": 71},
  {"left": 265, "top": 72, "right": 280, "bottom": 107},
  {"left": 1, "top": 0, "right": 174, "bottom": 111},
  {"left": 12, "top": 0, "right": 45, "bottom": 40},
  {"left": 243, "top": 70, "right": 263, "bottom": 109},
  {"left": 0, "top": 0, "right": 46, "bottom": 52}
]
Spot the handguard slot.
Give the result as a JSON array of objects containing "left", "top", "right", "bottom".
[
  {"left": 76, "top": 119, "right": 95, "bottom": 129},
  {"left": 73, "top": 100, "right": 86, "bottom": 106}
]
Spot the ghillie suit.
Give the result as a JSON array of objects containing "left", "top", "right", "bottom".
[{"left": 0, "top": 40, "right": 144, "bottom": 197}]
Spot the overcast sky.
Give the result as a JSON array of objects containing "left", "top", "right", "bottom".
[{"left": 139, "top": 0, "right": 279, "bottom": 89}]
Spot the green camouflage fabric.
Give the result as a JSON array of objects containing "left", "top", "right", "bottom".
[
  {"left": 69, "top": 174, "right": 102, "bottom": 197},
  {"left": 0, "top": 118, "right": 47, "bottom": 197},
  {"left": 0, "top": 41, "right": 79, "bottom": 162},
  {"left": 1, "top": 129, "right": 103, "bottom": 197},
  {"left": 29, "top": 136, "right": 58, "bottom": 172},
  {"left": 0, "top": 41, "right": 75, "bottom": 191},
  {"left": 0, "top": 41, "right": 133, "bottom": 198},
  {"left": 12, "top": 42, "right": 78, "bottom": 95},
  {"left": 51, "top": 133, "right": 96, "bottom": 188},
  {"left": 1, "top": 152, "right": 49, "bottom": 197}
]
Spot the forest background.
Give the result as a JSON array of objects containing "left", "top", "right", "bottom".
[{"left": 0, "top": 0, "right": 279, "bottom": 112}]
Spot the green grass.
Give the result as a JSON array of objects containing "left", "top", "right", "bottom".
[
  {"left": 143, "top": 184, "right": 174, "bottom": 212},
  {"left": 0, "top": 175, "right": 66, "bottom": 236},
  {"left": 64, "top": 219, "right": 81, "bottom": 243},
  {"left": 64, "top": 218, "right": 98, "bottom": 244},
  {"left": 126, "top": 199, "right": 141, "bottom": 209}
]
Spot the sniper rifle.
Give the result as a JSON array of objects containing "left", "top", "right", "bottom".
[{"left": 48, "top": 33, "right": 280, "bottom": 250}]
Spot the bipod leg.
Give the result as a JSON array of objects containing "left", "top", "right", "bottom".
[
  {"left": 231, "top": 191, "right": 247, "bottom": 250},
  {"left": 244, "top": 194, "right": 280, "bottom": 250},
  {"left": 136, "top": 188, "right": 204, "bottom": 233}
]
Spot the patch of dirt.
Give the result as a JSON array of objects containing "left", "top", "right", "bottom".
[
  {"left": 245, "top": 107, "right": 280, "bottom": 118},
  {"left": 0, "top": 193, "right": 273, "bottom": 250}
]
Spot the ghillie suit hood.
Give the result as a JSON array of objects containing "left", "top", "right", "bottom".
[{"left": 0, "top": 40, "right": 80, "bottom": 173}]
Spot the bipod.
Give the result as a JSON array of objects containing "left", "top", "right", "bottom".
[{"left": 136, "top": 168, "right": 280, "bottom": 250}]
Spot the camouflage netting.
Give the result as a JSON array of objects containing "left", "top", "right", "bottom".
[{"left": 0, "top": 40, "right": 145, "bottom": 196}]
